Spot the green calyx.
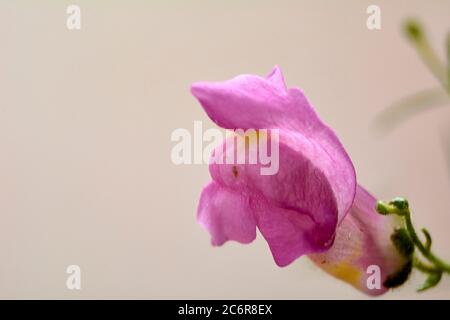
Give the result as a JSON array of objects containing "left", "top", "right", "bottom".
[
  {"left": 376, "top": 198, "right": 408, "bottom": 216},
  {"left": 383, "top": 228, "right": 414, "bottom": 289},
  {"left": 384, "top": 260, "right": 413, "bottom": 289},
  {"left": 376, "top": 197, "right": 450, "bottom": 292},
  {"left": 391, "top": 228, "right": 414, "bottom": 258}
]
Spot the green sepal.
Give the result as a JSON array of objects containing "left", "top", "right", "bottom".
[
  {"left": 389, "top": 197, "right": 409, "bottom": 211},
  {"left": 391, "top": 228, "right": 415, "bottom": 258},
  {"left": 384, "top": 260, "right": 413, "bottom": 288},
  {"left": 417, "top": 272, "right": 442, "bottom": 292},
  {"left": 421, "top": 228, "right": 432, "bottom": 252},
  {"left": 383, "top": 228, "right": 415, "bottom": 289}
]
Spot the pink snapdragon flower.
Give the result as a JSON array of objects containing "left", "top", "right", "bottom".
[{"left": 191, "top": 66, "right": 409, "bottom": 295}]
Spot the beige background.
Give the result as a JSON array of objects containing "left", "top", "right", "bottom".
[{"left": 1, "top": 0, "right": 449, "bottom": 299}]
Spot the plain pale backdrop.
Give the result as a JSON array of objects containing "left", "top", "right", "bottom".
[{"left": 0, "top": 0, "right": 449, "bottom": 299}]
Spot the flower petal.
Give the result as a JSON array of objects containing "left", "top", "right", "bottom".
[
  {"left": 191, "top": 66, "right": 356, "bottom": 227},
  {"left": 192, "top": 67, "right": 357, "bottom": 266},
  {"left": 308, "top": 185, "right": 407, "bottom": 296},
  {"left": 191, "top": 75, "right": 287, "bottom": 130},
  {"left": 197, "top": 181, "right": 257, "bottom": 246},
  {"left": 266, "top": 65, "right": 287, "bottom": 92},
  {"left": 208, "top": 132, "right": 339, "bottom": 266}
]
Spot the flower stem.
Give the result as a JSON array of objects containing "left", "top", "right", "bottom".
[
  {"left": 377, "top": 198, "right": 450, "bottom": 291},
  {"left": 413, "top": 257, "right": 440, "bottom": 274},
  {"left": 403, "top": 210, "right": 450, "bottom": 273}
]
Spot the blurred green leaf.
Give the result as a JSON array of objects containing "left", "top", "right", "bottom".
[
  {"left": 404, "top": 19, "right": 424, "bottom": 43},
  {"left": 417, "top": 272, "right": 442, "bottom": 292},
  {"left": 403, "top": 19, "right": 448, "bottom": 89},
  {"left": 372, "top": 88, "right": 450, "bottom": 135}
]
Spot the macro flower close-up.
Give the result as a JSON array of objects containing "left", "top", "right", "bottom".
[
  {"left": 191, "top": 66, "right": 444, "bottom": 296},
  {"left": 1, "top": 0, "right": 449, "bottom": 305}
]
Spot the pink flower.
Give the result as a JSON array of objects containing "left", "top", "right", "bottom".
[
  {"left": 191, "top": 66, "right": 409, "bottom": 295},
  {"left": 308, "top": 186, "right": 409, "bottom": 295}
]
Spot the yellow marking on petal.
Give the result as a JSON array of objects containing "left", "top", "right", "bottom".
[
  {"left": 233, "top": 129, "right": 261, "bottom": 147},
  {"left": 324, "top": 262, "right": 362, "bottom": 287},
  {"left": 310, "top": 233, "right": 364, "bottom": 288}
]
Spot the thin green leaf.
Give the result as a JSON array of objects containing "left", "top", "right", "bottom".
[
  {"left": 421, "top": 228, "right": 432, "bottom": 251},
  {"left": 417, "top": 272, "right": 442, "bottom": 292},
  {"left": 403, "top": 19, "right": 448, "bottom": 89}
]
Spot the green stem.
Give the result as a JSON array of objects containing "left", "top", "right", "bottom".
[
  {"left": 404, "top": 210, "right": 450, "bottom": 273},
  {"left": 413, "top": 257, "right": 440, "bottom": 274}
]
